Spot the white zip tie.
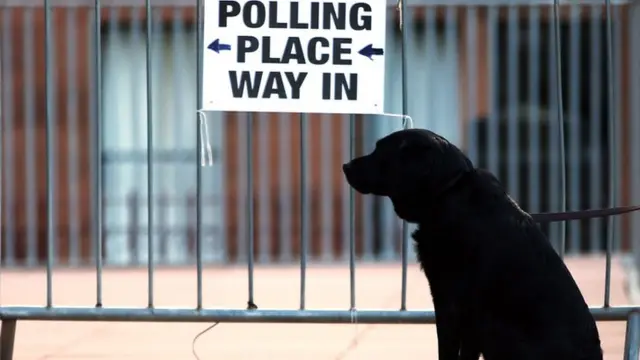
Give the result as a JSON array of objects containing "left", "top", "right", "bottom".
[
  {"left": 197, "top": 110, "right": 214, "bottom": 167},
  {"left": 378, "top": 112, "right": 414, "bottom": 129},
  {"left": 396, "top": 0, "right": 404, "bottom": 31}
]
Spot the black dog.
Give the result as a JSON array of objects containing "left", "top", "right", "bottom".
[{"left": 342, "top": 128, "right": 602, "bottom": 360}]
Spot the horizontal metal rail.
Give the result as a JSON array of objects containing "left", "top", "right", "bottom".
[{"left": 0, "top": 306, "right": 638, "bottom": 323}]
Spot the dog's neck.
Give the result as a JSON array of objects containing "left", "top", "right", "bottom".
[
  {"left": 434, "top": 167, "right": 474, "bottom": 199},
  {"left": 433, "top": 168, "right": 476, "bottom": 204},
  {"left": 406, "top": 167, "right": 477, "bottom": 226}
]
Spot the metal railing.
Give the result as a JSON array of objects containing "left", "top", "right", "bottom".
[{"left": 0, "top": 0, "right": 639, "bottom": 359}]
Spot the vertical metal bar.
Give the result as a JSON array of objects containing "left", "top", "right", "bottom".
[
  {"left": 23, "top": 9, "right": 38, "bottom": 267},
  {"left": 552, "top": 0, "right": 568, "bottom": 259},
  {"left": 466, "top": 7, "right": 478, "bottom": 164},
  {"left": 0, "top": 8, "right": 4, "bottom": 280},
  {"left": 279, "top": 115, "right": 292, "bottom": 262},
  {"left": 507, "top": 5, "right": 520, "bottom": 200},
  {"left": 1, "top": 8, "right": 15, "bottom": 267},
  {"left": 603, "top": 0, "right": 618, "bottom": 308},
  {"left": 237, "top": 117, "right": 248, "bottom": 262},
  {"left": 631, "top": 2, "right": 640, "bottom": 273},
  {"left": 66, "top": 7, "right": 80, "bottom": 266},
  {"left": 196, "top": 0, "right": 204, "bottom": 309},
  {"left": 528, "top": 5, "right": 541, "bottom": 215},
  {"left": 547, "top": 6, "right": 559, "bottom": 250},
  {"left": 341, "top": 115, "right": 350, "bottom": 264},
  {"left": 151, "top": 9, "right": 164, "bottom": 256},
  {"left": 426, "top": 7, "right": 436, "bottom": 132},
  {"left": 0, "top": 319, "right": 17, "bottom": 360},
  {"left": 246, "top": 113, "right": 256, "bottom": 307},
  {"left": 92, "top": 0, "right": 103, "bottom": 306},
  {"left": 487, "top": 6, "right": 499, "bottom": 176},
  {"left": 44, "top": 0, "right": 55, "bottom": 307},
  {"left": 613, "top": 7, "right": 623, "bottom": 251},
  {"left": 320, "top": 115, "right": 333, "bottom": 261},
  {"left": 145, "top": 0, "right": 155, "bottom": 308},
  {"left": 623, "top": 311, "right": 640, "bottom": 360},
  {"left": 88, "top": 5, "right": 97, "bottom": 260},
  {"left": 0, "top": 8, "right": 3, "bottom": 283},
  {"left": 589, "top": 4, "right": 603, "bottom": 253},
  {"left": 568, "top": 5, "right": 581, "bottom": 254},
  {"left": 258, "top": 113, "right": 270, "bottom": 263},
  {"left": 349, "top": 114, "right": 356, "bottom": 310},
  {"left": 399, "top": 0, "right": 409, "bottom": 311},
  {"left": 299, "top": 113, "right": 308, "bottom": 310}
]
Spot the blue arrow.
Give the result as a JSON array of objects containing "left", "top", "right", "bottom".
[
  {"left": 207, "top": 39, "right": 231, "bottom": 53},
  {"left": 358, "top": 44, "right": 384, "bottom": 60}
]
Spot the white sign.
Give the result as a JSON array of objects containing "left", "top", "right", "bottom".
[{"left": 202, "top": 0, "right": 387, "bottom": 114}]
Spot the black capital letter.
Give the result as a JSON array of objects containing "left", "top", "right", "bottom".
[
  {"left": 308, "top": 37, "right": 329, "bottom": 65},
  {"left": 237, "top": 36, "right": 259, "bottom": 63},
  {"left": 350, "top": 3, "right": 372, "bottom": 31},
  {"left": 282, "top": 37, "right": 305, "bottom": 64},
  {"left": 290, "top": 2, "right": 309, "bottom": 29},
  {"left": 229, "top": 71, "right": 263, "bottom": 98},
  {"left": 263, "top": 72, "right": 287, "bottom": 99},
  {"left": 323, "top": 3, "right": 346, "bottom": 30},
  {"left": 333, "top": 38, "right": 352, "bottom": 65},
  {"left": 310, "top": 2, "right": 320, "bottom": 29},
  {"left": 285, "top": 72, "right": 307, "bottom": 99},
  {"left": 322, "top": 73, "right": 331, "bottom": 100},
  {"left": 268, "top": 1, "right": 287, "bottom": 28},
  {"left": 335, "top": 73, "right": 357, "bottom": 100},
  {"left": 243, "top": 1, "right": 266, "bottom": 28},
  {"left": 219, "top": 0, "right": 240, "bottom": 27},
  {"left": 261, "top": 36, "right": 280, "bottom": 64}
]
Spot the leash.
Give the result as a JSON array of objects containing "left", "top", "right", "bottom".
[{"left": 530, "top": 205, "right": 640, "bottom": 223}]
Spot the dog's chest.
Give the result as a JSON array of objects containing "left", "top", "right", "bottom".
[
  {"left": 412, "top": 227, "right": 473, "bottom": 285},
  {"left": 412, "top": 227, "right": 481, "bottom": 328}
]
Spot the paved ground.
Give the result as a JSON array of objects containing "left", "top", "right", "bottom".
[{"left": 0, "top": 255, "right": 636, "bottom": 359}]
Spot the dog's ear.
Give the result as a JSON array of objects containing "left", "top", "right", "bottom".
[
  {"left": 390, "top": 135, "right": 473, "bottom": 201},
  {"left": 462, "top": 155, "right": 474, "bottom": 172}
]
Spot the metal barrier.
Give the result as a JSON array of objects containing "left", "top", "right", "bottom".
[{"left": 1, "top": 0, "right": 640, "bottom": 359}]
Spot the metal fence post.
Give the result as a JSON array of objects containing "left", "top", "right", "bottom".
[
  {"left": 623, "top": 311, "right": 640, "bottom": 360},
  {"left": 0, "top": 319, "right": 16, "bottom": 360}
]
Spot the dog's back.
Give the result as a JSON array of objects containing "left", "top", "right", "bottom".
[{"left": 415, "top": 168, "right": 602, "bottom": 360}]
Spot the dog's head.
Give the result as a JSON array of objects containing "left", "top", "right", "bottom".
[{"left": 342, "top": 128, "right": 474, "bottom": 222}]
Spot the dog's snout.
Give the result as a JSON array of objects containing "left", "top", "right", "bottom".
[
  {"left": 342, "top": 158, "right": 375, "bottom": 195},
  {"left": 342, "top": 162, "right": 355, "bottom": 182}
]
